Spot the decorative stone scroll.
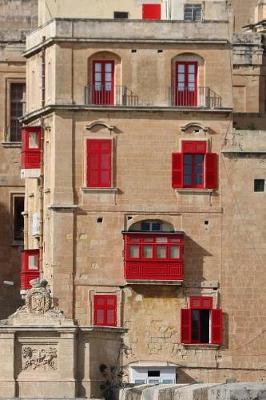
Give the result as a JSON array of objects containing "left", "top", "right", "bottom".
[{"left": 22, "top": 346, "right": 57, "bottom": 371}]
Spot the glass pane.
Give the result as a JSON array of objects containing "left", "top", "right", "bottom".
[
  {"left": 178, "top": 64, "right": 185, "bottom": 73},
  {"left": 157, "top": 246, "right": 167, "bottom": 258},
  {"left": 141, "top": 222, "right": 150, "bottom": 231},
  {"left": 95, "top": 82, "right": 101, "bottom": 91},
  {"left": 184, "top": 175, "right": 192, "bottom": 185},
  {"left": 184, "top": 165, "right": 192, "bottom": 174},
  {"left": 29, "top": 132, "right": 38, "bottom": 149},
  {"left": 188, "top": 74, "right": 195, "bottom": 82},
  {"left": 130, "top": 245, "right": 139, "bottom": 258},
  {"left": 105, "top": 82, "right": 112, "bottom": 91},
  {"left": 143, "top": 245, "right": 153, "bottom": 258},
  {"left": 28, "top": 255, "right": 38, "bottom": 270},
  {"left": 105, "top": 72, "right": 112, "bottom": 82},
  {"left": 105, "top": 63, "right": 112, "bottom": 72},
  {"left": 184, "top": 155, "right": 192, "bottom": 164},
  {"left": 189, "top": 64, "right": 195, "bottom": 73},
  {"left": 151, "top": 222, "right": 161, "bottom": 231},
  {"left": 192, "top": 309, "right": 200, "bottom": 341},
  {"left": 95, "top": 72, "right": 102, "bottom": 82},
  {"left": 178, "top": 73, "right": 185, "bottom": 82},
  {"left": 170, "top": 246, "right": 180, "bottom": 259},
  {"left": 178, "top": 83, "right": 185, "bottom": 90},
  {"left": 95, "top": 63, "right": 102, "bottom": 72}
]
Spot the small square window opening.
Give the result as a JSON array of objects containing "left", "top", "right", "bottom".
[{"left": 254, "top": 179, "right": 265, "bottom": 192}]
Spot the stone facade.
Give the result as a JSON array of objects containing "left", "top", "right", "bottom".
[
  {"left": 0, "top": 0, "right": 37, "bottom": 318},
  {"left": 0, "top": 0, "right": 266, "bottom": 398}
]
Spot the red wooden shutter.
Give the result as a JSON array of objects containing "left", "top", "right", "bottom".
[
  {"left": 205, "top": 153, "right": 218, "bottom": 189},
  {"left": 172, "top": 153, "right": 183, "bottom": 188},
  {"left": 94, "top": 295, "right": 117, "bottom": 326},
  {"left": 106, "top": 295, "right": 117, "bottom": 326},
  {"left": 190, "top": 296, "right": 213, "bottom": 309},
  {"left": 211, "top": 309, "right": 223, "bottom": 345},
  {"left": 142, "top": 4, "right": 161, "bottom": 19},
  {"left": 86, "top": 139, "right": 112, "bottom": 188},
  {"left": 181, "top": 308, "right": 192, "bottom": 343},
  {"left": 182, "top": 140, "right": 207, "bottom": 154}
]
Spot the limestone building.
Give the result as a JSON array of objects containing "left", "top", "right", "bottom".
[
  {"left": 0, "top": 0, "right": 37, "bottom": 318},
  {"left": 1, "top": 0, "right": 265, "bottom": 398}
]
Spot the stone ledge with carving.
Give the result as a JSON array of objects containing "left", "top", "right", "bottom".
[
  {"left": 0, "top": 279, "right": 75, "bottom": 327},
  {"left": 22, "top": 345, "right": 58, "bottom": 371}
]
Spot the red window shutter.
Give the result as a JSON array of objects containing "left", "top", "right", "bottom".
[
  {"left": 190, "top": 296, "right": 213, "bottom": 309},
  {"left": 172, "top": 153, "right": 183, "bottom": 188},
  {"left": 182, "top": 141, "right": 207, "bottom": 154},
  {"left": 142, "top": 4, "right": 161, "bottom": 19},
  {"left": 181, "top": 308, "right": 192, "bottom": 343},
  {"left": 205, "top": 153, "right": 218, "bottom": 189},
  {"left": 87, "top": 139, "right": 112, "bottom": 188},
  {"left": 211, "top": 309, "right": 223, "bottom": 345},
  {"left": 94, "top": 295, "right": 117, "bottom": 327}
]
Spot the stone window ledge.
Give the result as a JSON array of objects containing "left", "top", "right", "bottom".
[
  {"left": 175, "top": 188, "right": 215, "bottom": 194},
  {"left": 182, "top": 343, "right": 220, "bottom": 349},
  {"left": 81, "top": 187, "right": 119, "bottom": 193},
  {"left": 1, "top": 141, "right": 22, "bottom": 148},
  {"left": 79, "top": 326, "right": 127, "bottom": 334}
]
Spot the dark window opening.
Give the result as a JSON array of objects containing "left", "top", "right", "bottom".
[
  {"left": 184, "top": 4, "right": 202, "bottom": 21},
  {"left": 148, "top": 370, "right": 160, "bottom": 377},
  {"left": 10, "top": 83, "right": 26, "bottom": 142},
  {"left": 14, "top": 196, "right": 24, "bottom": 241},
  {"left": 191, "top": 309, "right": 210, "bottom": 343},
  {"left": 114, "top": 11, "right": 129, "bottom": 19},
  {"left": 141, "top": 221, "right": 161, "bottom": 232},
  {"left": 254, "top": 179, "right": 265, "bottom": 192}
]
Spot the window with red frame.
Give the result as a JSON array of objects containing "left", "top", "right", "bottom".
[
  {"left": 172, "top": 140, "right": 218, "bottom": 189},
  {"left": 181, "top": 296, "right": 223, "bottom": 345},
  {"left": 92, "top": 60, "right": 114, "bottom": 105},
  {"left": 94, "top": 295, "right": 117, "bottom": 326},
  {"left": 86, "top": 139, "right": 112, "bottom": 188},
  {"left": 142, "top": 4, "right": 161, "bottom": 19},
  {"left": 127, "top": 235, "right": 182, "bottom": 261}
]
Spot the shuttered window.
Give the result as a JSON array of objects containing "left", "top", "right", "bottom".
[
  {"left": 181, "top": 297, "right": 223, "bottom": 345},
  {"left": 172, "top": 141, "right": 218, "bottom": 189},
  {"left": 86, "top": 139, "right": 112, "bottom": 188},
  {"left": 142, "top": 4, "right": 161, "bottom": 20},
  {"left": 94, "top": 295, "right": 117, "bottom": 326}
]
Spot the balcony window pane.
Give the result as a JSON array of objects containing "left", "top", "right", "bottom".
[
  {"left": 170, "top": 246, "right": 180, "bottom": 259},
  {"left": 130, "top": 245, "right": 139, "bottom": 258},
  {"left": 95, "top": 63, "right": 102, "bottom": 72},
  {"left": 157, "top": 246, "right": 167, "bottom": 258},
  {"left": 29, "top": 132, "right": 39, "bottom": 149},
  {"left": 105, "top": 63, "right": 112, "bottom": 72},
  {"left": 143, "top": 245, "right": 153, "bottom": 258},
  {"left": 28, "top": 255, "right": 38, "bottom": 270}
]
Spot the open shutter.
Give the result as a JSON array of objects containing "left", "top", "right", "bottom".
[
  {"left": 211, "top": 309, "right": 223, "bottom": 345},
  {"left": 142, "top": 4, "right": 161, "bottom": 19},
  {"left": 181, "top": 308, "right": 191, "bottom": 343},
  {"left": 172, "top": 153, "right": 183, "bottom": 188},
  {"left": 205, "top": 153, "right": 218, "bottom": 189}
]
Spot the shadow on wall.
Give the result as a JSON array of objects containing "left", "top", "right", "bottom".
[
  {"left": 183, "top": 235, "right": 213, "bottom": 283},
  {"left": 0, "top": 202, "right": 23, "bottom": 320}
]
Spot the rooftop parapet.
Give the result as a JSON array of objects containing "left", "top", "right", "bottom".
[{"left": 26, "top": 18, "right": 230, "bottom": 54}]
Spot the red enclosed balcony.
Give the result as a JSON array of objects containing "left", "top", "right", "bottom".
[
  {"left": 21, "top": 126, "right": 42, "bottom": 178},
  {"left": 21, "top": 249, "right": 40, "bottom": 290},
  {"left": 123, "top": 232, "right": 184, "bottom": 284}
]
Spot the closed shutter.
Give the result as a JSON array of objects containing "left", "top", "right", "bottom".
[
  {"left": 190, "top": 296, "right": 213, "bottom": 309},
  {"left": 86, "top": 139, "right": 112, "bottom": 188},
  {"left": 181, "top": 308, "right": 192, "bottom": 343},
  {"left": 182, "top": 140, "right": 207, "bottom": 154},
  {"left": 94, "top": 295, "right": 117, "bottom": 326},
  {"left": 205, "top": 153, "right": 218, "bottom": 189},
  {"left": 172, "top": 153, "right": 183, "bottom": 188},
  {"left": 211, "top": 309, "right": 223, "bottom": 345},
  {"left": 142, "top": 4, "right": 161, "bottom": 19}
]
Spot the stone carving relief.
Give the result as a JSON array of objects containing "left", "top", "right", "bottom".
[
  {"left": 22, "top": 346, "right": 57, "bottom": 371},
  {"left": 25, "top": 285, "right": 51, "bottom": 314}
]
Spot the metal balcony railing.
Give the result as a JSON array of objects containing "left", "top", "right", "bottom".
[
  {"left": 85, "top": 84, "right": 139, "bottom": 106},
  {"left": 170, "top": 86, "right": 222, "bottom": 108}
]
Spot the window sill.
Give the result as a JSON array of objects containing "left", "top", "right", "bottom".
[
  {"left": 182, "top": 343, "right": 220, "bottom": 349},
  {"left": 79, "top": 326, "right": 127, "bottom": 333},
  {"left": 175, "top": 188, "right": 215, "bottom": 193},
  {"left": 1, "top": 141, "right": 22, "bottom": 148},
  {"left": 81, "top": 187, "right": 119, "bottom": 193}
]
